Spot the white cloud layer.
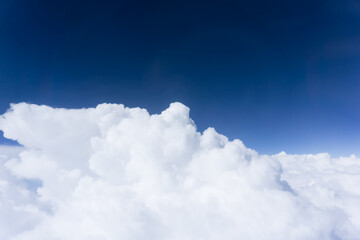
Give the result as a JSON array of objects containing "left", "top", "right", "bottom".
[{"left": 0, "top": 102, "right": 359, "bottom": 239}]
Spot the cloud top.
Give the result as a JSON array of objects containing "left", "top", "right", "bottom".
[{"left": 0, "top": 103, "right": 359, "bottom": 239}]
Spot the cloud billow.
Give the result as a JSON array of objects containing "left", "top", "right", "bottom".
[{"left": 0, "top": 102, "right": 359, "bottom": 239}]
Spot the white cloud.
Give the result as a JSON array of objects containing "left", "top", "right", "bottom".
[{"left": 0, "top": 102, "right": 359, "bottom": 239}]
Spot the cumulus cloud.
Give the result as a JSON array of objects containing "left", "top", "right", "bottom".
[{"left": 0, "top": 102, "right": 359, "bottom": 239}]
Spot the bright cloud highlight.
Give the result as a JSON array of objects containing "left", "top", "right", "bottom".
[{"left": 0, "top": 102, "right": 359, "bottom": 239}]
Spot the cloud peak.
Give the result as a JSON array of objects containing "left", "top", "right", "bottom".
[{"left": 0, "top": 103, "right": 359, "bottom": 239}]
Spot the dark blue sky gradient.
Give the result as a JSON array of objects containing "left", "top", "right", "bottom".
[{"left": 1, "top": 0, "right": 360, "bottom": 156}]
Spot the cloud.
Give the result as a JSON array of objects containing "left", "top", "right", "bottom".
[{"left": 0, "top": 102, "right": 359, "bottom": 239}]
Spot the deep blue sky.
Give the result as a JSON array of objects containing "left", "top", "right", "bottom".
[{"left": 0, "top": 0, "right": 360, "bottom": 156}]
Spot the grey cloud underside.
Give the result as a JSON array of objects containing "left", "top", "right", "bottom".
[{"left": 0, "top": 103, "right": 359, "bottom": 239}]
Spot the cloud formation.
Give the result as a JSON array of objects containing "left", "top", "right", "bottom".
[{"left": 0, "top": 102, "right": 359, "bottom": 239}]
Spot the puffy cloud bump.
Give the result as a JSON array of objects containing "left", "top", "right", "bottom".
[{"left": 0, "top": 102, "right": 359, "bottom": 239}]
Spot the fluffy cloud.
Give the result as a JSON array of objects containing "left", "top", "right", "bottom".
[{"left": 0, "top": 102, "right": 359, "bottom": 239}]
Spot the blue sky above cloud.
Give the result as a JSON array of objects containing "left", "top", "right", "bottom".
[
  {"left": 0, "top": 0, "right": 360, "bottom": 238},
  {"left": 0, "top": 102, "right": 359, "bottom": 239},
  {"left": 0, "top": 0, "right": 360, "bottom": 156}
]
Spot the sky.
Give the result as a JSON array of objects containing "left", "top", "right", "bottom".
[
  {"left": 1, "top": 0, "right": 360, "bottom": 156},
  {"left": 1, "top": 2, "right": 360, "bottom": 238}
]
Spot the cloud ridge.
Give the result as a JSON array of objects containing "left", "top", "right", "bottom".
[{"left": 0, "top": 102, "right": 359, "bottom": 239}]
